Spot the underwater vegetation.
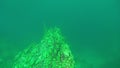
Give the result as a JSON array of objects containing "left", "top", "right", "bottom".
[{"left": 13, "top": 27, "right": 75, "bottom": 68}]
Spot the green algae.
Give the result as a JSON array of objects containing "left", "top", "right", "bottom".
[{"left": 13, "top": 27, "right": 75, "bottom": 68}]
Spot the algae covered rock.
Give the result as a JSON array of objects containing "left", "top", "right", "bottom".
[{"left": 13, "top": 27, "right": 75, "bottom": 68}]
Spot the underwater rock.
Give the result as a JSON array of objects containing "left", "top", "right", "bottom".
[{"left": 13, "top": 27, "right": 75, "bottom": 68}]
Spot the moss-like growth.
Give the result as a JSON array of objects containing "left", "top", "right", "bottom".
[{"left": 13, "top": 27, "right": 75, "bottom": 68}]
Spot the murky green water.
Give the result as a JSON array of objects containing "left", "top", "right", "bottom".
[{"left": 0, "top": 0, "right": 120, "bottom": 68}]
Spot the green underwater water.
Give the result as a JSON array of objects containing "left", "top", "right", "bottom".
[{"left": 0, "top": 0, "right": 120, "bottom": 68}]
